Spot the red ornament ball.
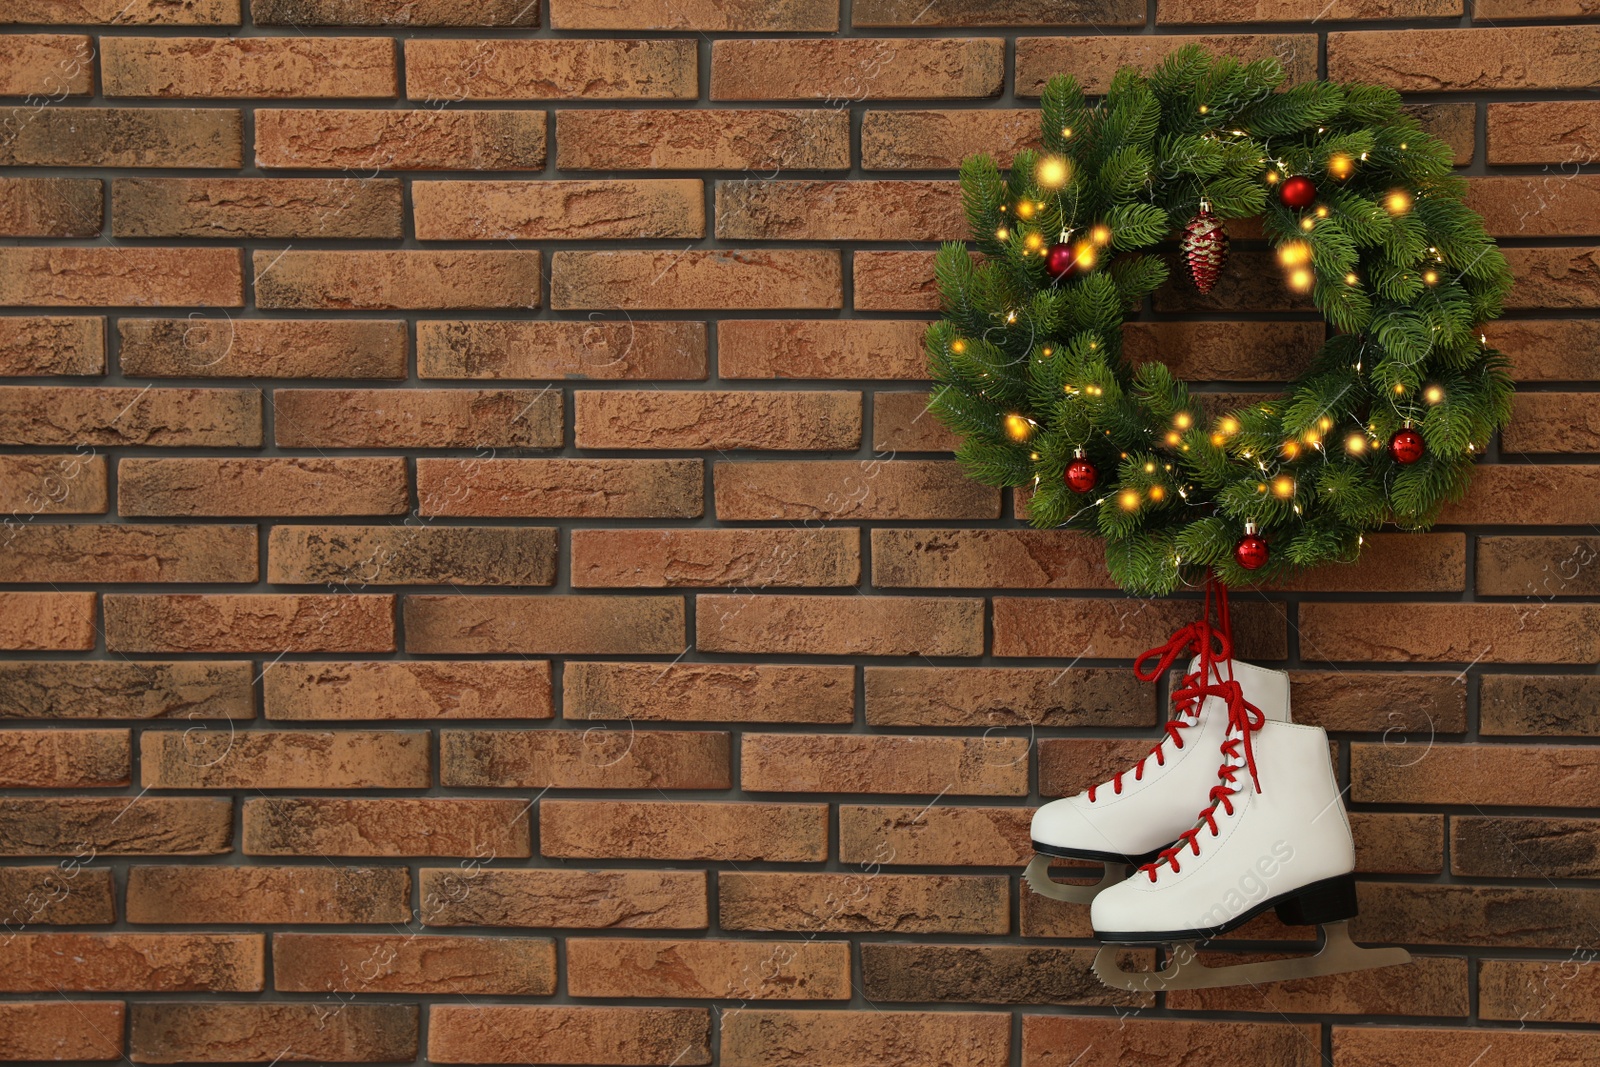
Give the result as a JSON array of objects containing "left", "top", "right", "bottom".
[
  {"left": 1064, "top": 456, "right": 1098, "bottom": 493},
  {"left": 1045, "top": 242, "right": 1078, "bottom": 281},
  {"left": 1234, "top": 532, "right": 1270, "bottom": 571},
  {"left": 1389, "top": 427, "right": 1425, "bottom": 465},
  {"left": 1278, "top": 175, "right": 1317, "bottom": 209}
]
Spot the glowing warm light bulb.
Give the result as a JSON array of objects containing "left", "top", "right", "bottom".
[
  {"left": 1037, "top": 155, "right": 1070, "bottom": 189},
  {"left": 950, "top": 339, "right": 966, "bottom": 354},
  {"left": 1210, "top": 433, "right": 1226, "bottom": 446},
  {"left": 1025, "top": 232, "right": 1044, "bottom": 251},
  {"left": 1016, "top": 201, "right": 1035, "bottom": 219},
  {"left": 1315, "top": 206, "right": 1329, "bottom": 218},
  {"left": 1091, "top": 224, "right": 1112, "bottom": 246},
  {"left": 1318, "top": 416, "right": 1333, "bottom": 432},
  {"left": 1003, "top": 414, "right": 1032, "bottom": 441},
  {"left": 995, "top": 226, "right": 1009, "bottom": 240},
  {"left": 1300, "top": 217, "right": 1315, "bottom": 232},
  {"left": 1219, "top": 416, "right": 1240, "bottom": 435},
  {"left": 1393, "top": 382, "right": 1406, "bottom": 395},
  {"left": 1272, "top": 476, "right": 1295, "bottom": 498},
  {"left": 1345, "top": 272, "right": 1360, "bottom": 286},
  {"left": 1073, "top": 241, "right": 1097, "bottom": 270},
  {"left": 1345, "top": 433, "right": 1367, "bottom": 454},
  {"left": 1175, "top": 412, "right": 1193, "bottom": 430},
  {"left": 1119, "top": 489, "right": 1140, "bottom": 510},
  {"left": 1288, "top": 268, "right": 1314, "bottom": 292},
  {"left": 1424, "top": 384, "right": 1445, "bottom": 404},
  {"left": 1278, "top": 241, "right": 1311, "bottom": 267},
  {"left": 1265, "top": 171, "right": 1281, "bottom": 185},
  {"left": 1149, "top": 485, "right": 1166, "bottom": 502},
  {"left": 1041, "top": 345, "right": 1054, "bottom": 357},
  {"left": 1282, "top": 440, "right": 1301, "bottom": 459},
  {"left": 1385, "top": 190, "right": 1412, "bottom": 215},
  {"left": 1061, "top": 126, "right": 1074, "bottom": 138},
  {"left": 1165, "top": 431, "right": 1182, "bottom": 446},
  {"left": 1423, "top": 270, "right": 1439, "bottom": 285},
  {"left": 1328, "top": 153, "right": 1353, "bottom": 179},
  {"left": 1143, "top": 462, "right": 1156, "bottom": 474}
]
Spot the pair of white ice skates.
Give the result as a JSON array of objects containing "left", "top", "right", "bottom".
[{"left": 1028, "top": 604, "right": 1411, "bottom": 990}]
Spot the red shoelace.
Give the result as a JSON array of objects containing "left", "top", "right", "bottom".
[{"left": 1087, "top": 574, "right": 1235, "bottom": 804}]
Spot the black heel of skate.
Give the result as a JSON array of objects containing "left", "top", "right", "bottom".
[{"left": 1275, "top": 873, "right": 1359, "bottom": 926}]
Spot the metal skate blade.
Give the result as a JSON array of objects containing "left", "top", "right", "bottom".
[
  {"left": 1091, "top": 922, "right": 1413, "bottom": 991},
  {"left": 1022, "top": 854, "right": 1123, "bottom": 903}
]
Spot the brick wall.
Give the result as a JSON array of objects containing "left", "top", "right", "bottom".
[{"left": 1, "top": 2, "right": 1598, "bottom": 1064}]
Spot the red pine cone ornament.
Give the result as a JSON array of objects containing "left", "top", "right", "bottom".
[
  {"left": 1389, "top": 426, "right": 1425, "bottom": 465},
  {"left": 1234, "top": 522, "right": 1269, "bottom": 571},
  {"left": 1064, "top": 449, "right": 1098, "bottom": 493},
  {"left": 1180, "top": 203, "right": 1228, "bottom": 294}
]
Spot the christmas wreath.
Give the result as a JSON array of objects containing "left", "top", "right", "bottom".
[{"left": 926, "top": 45, "right": 1514, "bottom": 595}]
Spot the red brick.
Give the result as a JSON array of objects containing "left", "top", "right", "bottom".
[
  {"left": 141, "top": 728, "right": 428, "bottom": 790},
  {"left": 0, "top": 661, "right": 252, "bottom": 721},
  {"left": 1023, "top": 1017, "right": 1321, "bottom": 1067},
  {"left": 575, "top": 389, "right": 859, "bottom": 450},
  {"left": 1268, "top": 533, "right": 1468, "bottom": 593},
  {"left": 540, "top": 799, "right": 826, "bottom": 862},
  {"left": 1351, "top": 813, "right": 1445, "bottom": 875},
  {"left": 428, "top": 1006, "right": 708, "bottom": 1067},
  {"left": 853, "top": 250, "right": 945, "bottom": 310},
  {"left": 995, "top": 597, "right": 1286, "bottom": 660},
  {"left": 1480, "top": 674, "right": 1600, "bottom": 737},
  {"left": 1484, "top": 320, "right": 1600, "bottom": 381},
  {"left": 0, "top": 729, "right": 128, "bottom": 788},
  {"left": 697, "top": 592, "right": 983, "bottom": 656},
  {"left": 551, "top": 0, "right": 837, "bottom": 29},
  {"left": 419, "top": 868, "right": 708, "bottom": 930},
  {"left": 0, "top": 796, "right": 232, "bottom": 855},
  {"left": 1477, "top": 0, "right": 1597, "bottom": 13},
  {"left": 254, "top": 250, "right": 541, "bottom": 310},
  {"left": 102, "top": 36, "right": 396, "bottom": 97},
  {"left": 714, "top": 459, "right": 999, "bottom": 520},
  {"left": 711, "top": 38, "right": 1003, "bottom": 100},
  {"left": 1126, "top": 321, "right": 1324, "bottom": 381},
  {"left": 1479, "top": 959, "right": 1600, "bottom": 1024},
  {"left": 274, "top": 387, "right": 560, "bottom": 450},
  {"left": 1478, "top": 536, "right": 1600, "bottom": 597},
  {"left": 874, "top": 528, "right": 1113, "bottom": 590},
  {"left": 0, "top": 453, "right": 107, "bottom": 514},
  {"left": 1302, "top": 602, "right": 1600, "bottom": 664},
  {"left": 126, "top": 865, "right": 409, "bottom": 924},
  {"left": 570, "top": 528, "right": 860, "bottom": 588},
  {"left": 264, "top": 660, "right": 551, "bottom": 720},
  {"left": 268, "top": 525, "right": 556, "bottom": 587},
  {"left": 130, "top": 1003, "right": 415, "bottom": 1063},
  {"left": 1334, "top": 1026, "right": 1600, "bottom": 1067},
  {"left": 840, "top": 805, "right": 1032, "bottom": 867},
  {"left": 0, "top": 864, "right": 116, "bottom": 924},
  {"left": 0, "top": 523, "right": 255, "bottom": 583},
  {"left": 119, "top": 318, "right": 407, "bottom": 379},
  {"left": 119, "top": 457, "right": 408, "bottom": 517},
  {"left": 441, "top": 728, "right": 728, "bottom": 789},
  {"left": 563, "top": 662, "right": 855, "bottom": 724},
  {"left": 274, "top": 933, "right": 554, "bottom": 995},
  {"left": 253, "top": 0, "right": 537, "bottom": 24},
  {"left": 865, "top": 666, "right": 1153, "bottom": 727},
  {"left": 718, "top": 319, "right": 927, "bottom": 380},
  {"left": 418, "top": 320, "right": 705, "bottom": 381},
  {"left": 407, "top": 594, "right": 683, "bottom": 655},
  {"left": 0, "top": 34, "right": 93, "bottom": 96},
  {"left": 723, "top": 1010, "right": 1010, "bottom": 1067},
  {"left": 743, "top": 733, "right": 1028, "bottom": 795},
  {"left": 716, "top": 179, "right": 963, "bottom": 241},
  {"left": 406, "top": 38, "right": 696, "bottom": 102},
  {"left": 720, "top": 872, "right": 1009, "bottom": 934},
  {"left": 1438, "top": 464, "right": 1600, "bottom": 525},
  {"left": 1166, "top": 954, "right": 1467, "bottom": 1016},
  {"left": 556, "top": 109, "right": 848, "bottom": 171},
  {"left": 551, "top": 250, "right": 841, "bottom": 310},
  {"left": 105, "top": 593, "right": 394, "bottom": 654},
  {"left": 0, "top": 248, "right": 242, "bottom": 307},
  {"left": 112, "top": 177, "right": 400, "bottom": 239},
  {"left": 1452, "top": 816, "right": 1600, "bottom": 879},
  {"left": 1489, "top": 101, "right": 1600, "bottom": 165},
  {"left": 1039, "top": 737, "right": 1168, "bottom": 797},
  {"left": 244, "top": 797, "right": 531, "bottom": 858},
  {"left": 861, "top": 108, "right": 1040, "bottom": 170},
  {"left": 1017, "top": 34, "right": 1317, "bottom": 95},
  {"left": 1288, "top": 670, "right": 1465, "bottom": 733},
  {"left": 3, "top": 0, "right": 237, "bottom": 21},
  {"left": 1503, "top": 247, "right": 1600, "bottom": 309},
  {"left": 1506, "top": 393, "right": 1600, "bottom": 452},
  {"left": 874, "top": 391, "right": 960, "bottom": 451},
  {"left": 0, "top": 592, "right": 95, "bottom": 651},
  {"left": 416, "top": 457, "right": 701, "bottom": 518},
  {"left": 1331, "top": 27, "right": 1600, "bottom": 91},
  {"left": 256, "top": 108, "right": 545, "bottom": 170},
  {"left": 1354, "top": 742, "right": 1600, "bottom": 807},
  {"left": 1355, "top": 883, "right": 1600, "bottom": 949},
  {"left": 0, "top": 385, "right": 258, "bottom": 447},
  {"left": 875, "top": 0, "right": 1145, "bottom": 21},
  {"left": 0, "top": 1001, "right": 124, "bottom": 1061},
  {"left": 0, "top": 933, "right": 262, "bottom": 992},
  {"left": 0, "top": 177, "right": 101, "bottom": 237},
  {"left": 0, "top": 316, "right": 103, "bottom": 376},
  {"left": 1467, "top": 175, "right": 1600, "bottom": 238},
  {"left": 1159, "top": 0, "right": 1458, "bottom": 18},
  {"left": 0, "top": 107, "right": 242, "bottom": 168},
  {"left": 862, "top": 943, "right": 1152, "bottom": 1007},
  {"left": 570, "top": 938, "right": 850, "bottom": 1001},
  {"left": 414, "top": 179, "right": 703, "bottom": 240}
]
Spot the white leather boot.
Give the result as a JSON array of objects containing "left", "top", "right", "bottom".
[
  {"left": 1089, "top": 711, "right": 1411, "bottom": 990},
  {"left": 1024, "top": 655, "right": 1290, "bottom": 903}
]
